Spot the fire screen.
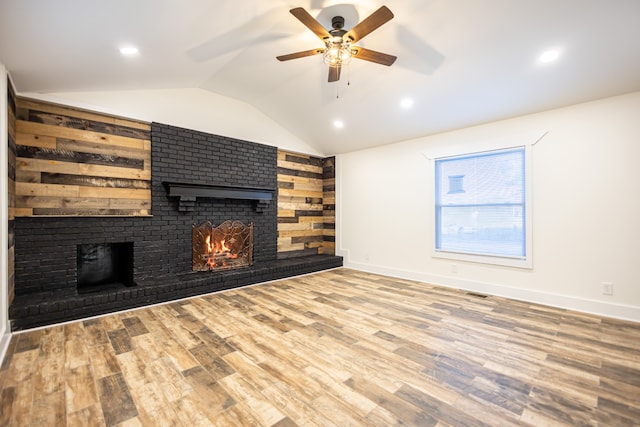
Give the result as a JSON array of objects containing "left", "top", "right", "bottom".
[{"left": 192, "top": 220, "right": 254, "bottom": 271}]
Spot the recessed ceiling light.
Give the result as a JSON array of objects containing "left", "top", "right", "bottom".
[
  {"left": 400, "top": 98, "right": 414, "bottom": 109},
  {"left": 120, "top": 46, "right": 139, "bottom": 56},
  {"left": 333, "top": 120, "right": 344, "bottom": 129},
  {"left": 539, "top": 49, "right": 560, "bottom": 63}
]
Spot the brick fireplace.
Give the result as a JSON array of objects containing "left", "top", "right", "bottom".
[{"left": 9, "top": 120, "right": 342, "bottom": 329}]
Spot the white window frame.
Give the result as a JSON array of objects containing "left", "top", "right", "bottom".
[{"left": 425, "top": 132, "right": 543, "bottom": 269}]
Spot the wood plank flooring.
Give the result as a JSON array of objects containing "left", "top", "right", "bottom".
[{"left": 1, "top": 268, "right": 639, "bottom": 426}]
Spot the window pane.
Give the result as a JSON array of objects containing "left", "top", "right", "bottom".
[
  {"left": 435, "top": 147, "right": 526, "bottom": 259},
  {"left": 438, "top": 205, "right": 525, "bottom": 257}
]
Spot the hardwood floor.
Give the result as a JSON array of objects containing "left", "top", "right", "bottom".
[{"left": 1, "top": 268, "right": 639, "bottom": 426}]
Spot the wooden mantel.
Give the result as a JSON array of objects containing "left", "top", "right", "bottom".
[{"left": 162, "top": 182, "right": 275, "bottom": 213}]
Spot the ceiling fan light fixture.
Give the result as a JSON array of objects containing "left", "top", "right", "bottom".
[
  {"left": 323, "top": 40, "right": 352, "bottom": 66},
  {"left": 278, "top": 6, "right": 396, "bottom": 82}
]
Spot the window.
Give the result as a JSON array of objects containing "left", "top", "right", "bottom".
[{"left": 434, "top": 146, "right": 531, "bottom": 268}]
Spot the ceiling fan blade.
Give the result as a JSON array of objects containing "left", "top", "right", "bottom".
[
  {"left": 277, "top": 48, "right": 324, "bottom": 61},
  {"left": 290, "top": 7, "right": 331, "bottom": 40},
  {"left": 345, "top": 6, "right": 394, "bottom": 43},
  {"left": 352, "top": 46, "right": 397, "bottom": 66},
  {"left": 328, "top": 65, "right": 341, "bottom": 82}
]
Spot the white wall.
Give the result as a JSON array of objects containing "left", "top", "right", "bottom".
[
  {"left": 337, "top": 91, "right": 640, "bottom": 321},
  {"left": 0, "top": 64, "right": 11, "bottom": 361},
  {"left": 21, "top": 87, "right": 323, "bottom": 156}
]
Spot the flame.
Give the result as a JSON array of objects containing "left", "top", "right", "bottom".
[
  {"left": 205, "top": 235, "right": 216, "bottom": 269},
  {"left": 204, "top": 235, "right": 238, "bottom": 269}
]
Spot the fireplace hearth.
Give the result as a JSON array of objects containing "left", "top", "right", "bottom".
[{"left": 192, "top": 220, "right": 254, "bottom": 271}]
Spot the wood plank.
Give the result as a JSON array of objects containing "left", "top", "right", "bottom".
[
  {"left": 298, "top": 215, "right": 326, "bottom": 223},
  {"left": 278, "top": 188, "right": 323, "bottom": 198},
  {"left": 34, "top": 327, "right": 65, "bottom": 394},
  {"left": 67, "top": 403, "right": 107, "bottom": 427},
  {"left": 77, "top": 186, "right": 150, "bottom": 200},
  {"left": 15, "top": 198, "right": 110, "bottom": 214},
  {"left": 278, "top": 159, "right": 323, "bottom": 173},
  {"left": 278, "top": 243, "right": 305, "bottom": 252},
  {"left": 278, "top": 209, "right": 296, "bottom": 218},
  {"left": 278, "top": 180, "right": 323, "bottom": 192},
  {"left": 218, "top": 373, "right": 287, "bottom": 426},
  {"left": 24, "top": 109, "right": 150, "bottom": 140},
  {"left": 17, "top": 196, "right": 123, "bottom": 210},
  {"left": 16, "top": 182, "right": 79, "bottom": 198},
  {"left": 87, "top": 344, "right": 121, "bottom": 380},
  {"left": 97, "top": 373, "right": 139, "bottom": 426},
  {"left": 107, "top": 328, "right": 133, "bottom": 355},
  {"left": 16, "top": 132, "right": 57, "bottom": 149},
  {"left": 17, "top": 145, "right": 145, "bottom": 170},
  {"left": 277, "top": 195, "right": 316, "bottom": 204},
  {"left": 16, "top": 120, "right": 148, "bottom": 150},
  {"left": 108, "top": 198, "right": 151, "bottom": 210},
  {"left": 17, "top": 157, "right": 151, "bottom": 180},
  {"left": 31, "top": 391, "right": 65, "bottom": 427},
  {"left": 41, "top": 173, "right": 150, "bottom": 189},
  {"left": 57, "top": 138, "right": 151, "bottom": 160},
  {"left": 278, "top": 205, "right": 324, "bottom": 214},
  {"left": 278, "top": 229, "right": 324, "bottom": 238},
  {"left": 277, "top": 174, "right": 323, "bottom": 186},
  {"left": 15, "top": 170, "right": 41, "bottom": 183},
  {"left": 65, "top": 364, "right": 99, "bottom": 413},
  {"left": 276, "top": 166, "right": 323, "bottom": 180},
  {"left": 277, "top": 222, "right": 314, "bottom": 232},
  {"left": 7, "top": 103, "right": 16, "bottom": 138},
  {"left": 13, "top": 207, "right": 33, "bottom": 216},
  {"left": 30, "top": 207, "right": 150, "bottom": 216},
  {"left": 17, "top": 98, "right": 150, "bottom": 131}
]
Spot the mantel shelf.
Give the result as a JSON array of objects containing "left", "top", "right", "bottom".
[{"left": 162, "top": 182, "right": 275, "bottom": 213}]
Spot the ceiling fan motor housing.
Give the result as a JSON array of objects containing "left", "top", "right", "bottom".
[{"left": 329, "top": 16, "right": 347, "bottom": 39}]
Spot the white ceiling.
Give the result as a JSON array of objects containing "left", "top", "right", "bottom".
[{"left": 1, "top": 0, "right": 640, "bottom": 155}]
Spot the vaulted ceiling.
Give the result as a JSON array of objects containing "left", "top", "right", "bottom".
[{"left": 2, "top": 0, "right": 640, "bottom": 155}]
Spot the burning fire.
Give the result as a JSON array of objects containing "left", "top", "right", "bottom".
[
  {"left": 193, "top": 220, "right": 253, "bottom": 272},
  {"left": 204, "top": 235, "right": 238, "bottom": 269}
]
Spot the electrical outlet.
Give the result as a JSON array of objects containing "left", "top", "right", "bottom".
[
  {"left": 601, "top": 282, "right": 613, "bottom": 296},
  {"left": 451, "top": 264, "right": 458, "bottom": 273}
]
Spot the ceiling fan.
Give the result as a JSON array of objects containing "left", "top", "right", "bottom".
[{"left": 276, "top": 5, "right": 397, "bottom": 82}]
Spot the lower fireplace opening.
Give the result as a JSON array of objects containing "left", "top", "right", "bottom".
[{"left": 77, "top": 242, "right": 135, "bottom": 293}]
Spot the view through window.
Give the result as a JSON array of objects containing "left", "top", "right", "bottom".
[{"left": 435, "top": 146, "right": 527, "bottom": 260}]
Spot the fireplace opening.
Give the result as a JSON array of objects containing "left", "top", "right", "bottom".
[
  {"left": 77, "top": 242, "right": 135, "bottom": 293},
  {"left": 192, "top": 220, "right": 254, "bottom": 271}
]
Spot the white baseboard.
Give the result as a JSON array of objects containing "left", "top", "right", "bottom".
[{"left": 343, "top": 259, "right": 640, "bottom": 323}]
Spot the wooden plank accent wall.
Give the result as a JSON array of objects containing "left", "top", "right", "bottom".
[
  {"left": 7, "top": 76, "right": 16, "bottom": 303},
  {"left": 14, "top": 98, "right": 151, "bottom": 216},
  {"left": 322, "top": 157, "right": 336, "bottom": 254},
  {"left": 277, "top": 150, "right": 335, "bottom": 258}
]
